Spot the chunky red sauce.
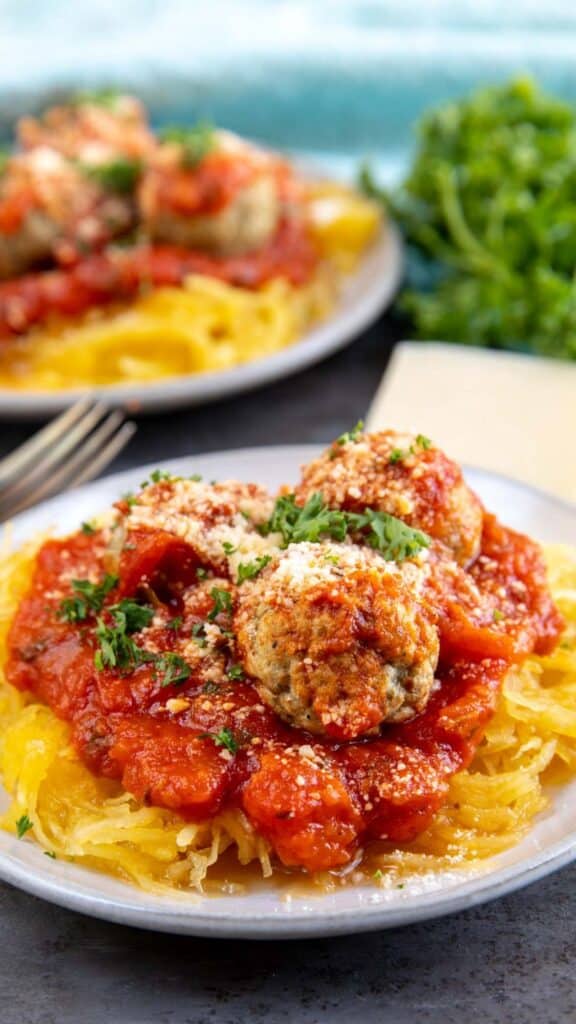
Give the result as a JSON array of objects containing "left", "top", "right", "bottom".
[
  {"left": 5, "top": 493, "right": 562, "bottom": 873},
  {"left": 0, "top": 218, "right": 318, "bottom": 341}
]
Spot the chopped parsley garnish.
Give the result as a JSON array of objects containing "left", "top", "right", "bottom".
[
  {"left": 160, "top": 122, "right": 215, "bottom": 168},
  {"left": 140, "top": 469, "right": 176, "bottom": 489},
  {"left": 227, "top": 664, "right": 245, "bottom": 681},
  {"left": 236, "top": 555, "right": 272, "bottom": 584},
  {"left": 260, "top": 492, "right": 429, "bottom": 561},
  {"left": 199, "top": 727, "right": 239, "bottom": 755},
  {"left": 107, "top": 599, "right": 154, "bottom": 634},
  {"left": 196, "top": 567, "right": 208, "bottom": 580},
  {"left": 16, "top": 814, "right": 33, "bottom": 839},
  {"left": 222, "top": 542, "right": 237, "bottom": 555},
  {"left": 58, "top": 573, "right": 118, "bottom": 623},
  {"left": 156, "top": 652, "right": 191, "bottom": 688},
  {"left": 493, "top": 608, "right": 505, "bottom": 623},
  {"left": 189, "top": 473, "right": 203, "bottom": 482},
  {"left": 202, "top": 680, "right": 221, "bottom": 695},
  {"left": 336, "top": 419, "right": 364, "bottom": 447},
  {"left": 373, "top": 868, "right": 383, "bottom": 881},
  {"left": 347, "top": 508, "right": 431, "bottom": 561},
  {"left": 389, "top": 448, "right": 409, "bottom": 464},
  {"left": 260, "top": 492, "right": 348, "bottom": 545},
  {"left": 389, "top": 435, "right": 432, "bottom": 464},
  {"left": 207, "top": 587, "right": 233, "bottom": 621},
  {"left": 81, "top": 157, "right": 142, "bottom": 195},
  {"left": 81, "top": 520, "right": 97, "bottom": 535},
  {"left": 122, "top": 491, "right": 139, "bottom": 508},
  {"left": 167, "top": 616, "right": 183, "bottom": 631},
  {"left": 192, "top": 622, "right": 207, "bottom": 647},
  {"left": 94, "top": 619, "right": 152, "bottom": 673},
  {"left": 44, "top": 850, "right": 57, "bottom": 859}
]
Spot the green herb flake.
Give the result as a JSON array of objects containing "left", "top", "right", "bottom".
[
  {"left": 227, "top": 664, "right": 245, "bottom": 681},
  {"left": 222, "top": 542, "right": 237, "bottom": 555},
  {"left": 156, "top": 652, "right": 191, "bottom": 688},
  {"left": 199, "top": 727, "right": 239, "bottom": 755},
  {"left": 107, "top": 599, "right": 154, "bottom": 634},
  {"left": 202, "top": 680, "right": 221, "bottom": 695},
  {"left": 207, "top": 587, "right": 233, "bottom": 621},
  {"left": 196, "top": 567, "right": 208, "bottom": 580},
  {"left": 373, "top": 868, "right": 383, "bottom": 881},
  {"left": 58, "top": 573, "right": 118, "bottom": 623},
  {"left": 122, "top": 491, "right": 139, "bottom": 509},
  {"left": 44, "top": 850, "right": 57, "bottom": 859},
  {"left": 167, "top": 616, "right": 183, "bottom": 631},
  {"left": 336, "top": 420, "right": 364, "bottom": 447},
  {"left": 192, "top": 622, "right": 207, "bottom": 647},
  {"left": 80, "top": 157, "right": 142, "bottom": 195},
  {"left": 189, "top": 473, "right": 203, "bottom": 482},
  {"left": 16, "top": 814, "right": 33, "bottom": 839},
  {"left": 236, "top": 555, "right": 272, "bottom": 584},
  {"left": 160, "top": 122, "right": 215, "bottom": 168},
  {"left": 81, "top": 520, "right": 97, "bottom": 535},
  {"left": 416, "top": 434, "right": 432, "bottom": 450},
  {"left": 389, "top": 447, "right": 410, "bottom": 465},
  {"left": 493, "top": 608, "right": 505, "bottom": 623}
]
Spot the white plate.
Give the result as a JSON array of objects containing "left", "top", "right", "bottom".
[
  {"left": 2, "top": 445, "right": 576, "bottom": 938},
  {"left": 0, "top": 227, "right": 402, "bottom": 420}
]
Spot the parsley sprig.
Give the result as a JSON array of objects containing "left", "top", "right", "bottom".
[
  {"left": 58, "top": 574, "right": 118, "bottom": 623},
  {"left": 260, "top": 492, "right": 430, "bottom": 561},
  {"left": 156, "top": 652, "right": 191, "bottom": 688}
]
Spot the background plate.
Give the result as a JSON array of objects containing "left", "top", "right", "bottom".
[
  {"left": 0, "top": 228, "right": 402, "bottom": 419},
  {"left": 1, "top": 445, "right": 576, "bottom": 938}
]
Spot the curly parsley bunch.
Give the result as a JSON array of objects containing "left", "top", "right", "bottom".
[{"left": 376, "top": 77, "right": 576, "bottom": 359}]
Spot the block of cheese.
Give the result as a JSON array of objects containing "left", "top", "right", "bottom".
[{"left": 366, "top": 342, "right": 576, "bottom": 503}]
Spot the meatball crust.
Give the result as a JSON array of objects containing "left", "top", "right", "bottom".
[
  {"left": 235, "top": 542, "right": 439, "bottom": 741},
  {"left": 296, "top": 430, "right": 483, "bottom": 566}
]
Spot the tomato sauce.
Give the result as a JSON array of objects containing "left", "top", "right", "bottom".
[
  {"left": 5, "top": 508, "right": 562, "bottom": 874},
  {"left": 0, "top": 217, "right": 318, "bottom": 341}
]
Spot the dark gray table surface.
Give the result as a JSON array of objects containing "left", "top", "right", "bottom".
[{"left": 0, "top": 314, "right": 575, "bottom": 1024}]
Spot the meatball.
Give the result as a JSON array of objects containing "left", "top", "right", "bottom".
[
  {"left": 17, "top": 93, "right": 153, "bottom": 160},
  {"left": 296, "top": 430, "right": 483, "bottom": 566},
  {"left": 235, "top": 541, "right": 439, "bottom": 741},
  {"left": 124, "top": 476, "right": 277, "bottom": 577},
  {"left": 0, "top": 146, "right": 136, "bottom": 278},
  {"left": 139, "top": 131, "right": 283, "bottom": 256}
]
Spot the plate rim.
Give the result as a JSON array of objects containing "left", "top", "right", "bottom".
[
  {"left": 1, "top": 444, "right": 576, "bottom": 938},
  {"left": 0, "top": 225, "right": 403, "bottom": 420}
]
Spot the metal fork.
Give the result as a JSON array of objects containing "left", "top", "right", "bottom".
[{"left": 0, "top": 398, "right": 136, "bottom": 521}]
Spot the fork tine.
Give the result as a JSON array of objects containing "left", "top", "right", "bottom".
[
  {"left": 0, "top": 396, "right": 95, "bottom": 487},
  {"left": 0, "top": 417, "right": 135, "bottom": 520},
  {"left": 0, "top": 401, "right": 110, "bottom": 509},
  {"left": 67, "top": 421, "right": 137, "bottom": 490}
]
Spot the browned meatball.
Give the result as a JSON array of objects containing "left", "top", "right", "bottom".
[
  {"left": 139, "top": 131, "right": 283, "bottom": 257},
  {"left": 296, "top": 430, "right": 483, "bottom": 566},
  {"left": 235, "top": 541, "right": 439, "bottom": 741}
]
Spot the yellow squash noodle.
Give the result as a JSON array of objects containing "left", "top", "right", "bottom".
[{"left": 1, "top": 537, "right": 574, "bottom": 895}]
